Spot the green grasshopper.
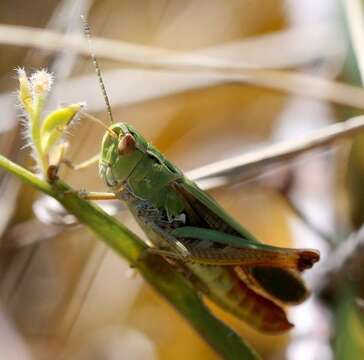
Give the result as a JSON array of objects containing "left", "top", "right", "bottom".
[
  {"left": 85, "top": 121, "right": 319, "bottom": 333},
  {"left": 60, "top": 19, "right": 320, "bottom": 332}
]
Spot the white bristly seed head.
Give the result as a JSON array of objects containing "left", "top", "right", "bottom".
[
  {"left": 16, "top": 67, "right": 32, "bottom": 114},
  {"left": 29, "top": 69, "right": 54, "bottom": 98}
]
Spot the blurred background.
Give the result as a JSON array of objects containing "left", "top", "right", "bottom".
[{"left": 1, "top": 0, "right": 364, "bottom": 359}]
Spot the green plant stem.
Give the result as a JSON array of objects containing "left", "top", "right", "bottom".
[
  {"left": 0, "top": 154, "right": 259, "bottom": 360},
  {"left": 31, "top": 96, "right": 48, "bottom": 173}
]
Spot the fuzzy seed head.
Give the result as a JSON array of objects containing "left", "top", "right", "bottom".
[
  {"left": 16, "top": 67, "right": 32, "bottom": 112},
  {"left": 30, "top": 69, "right": 53, "bottom": 97}
]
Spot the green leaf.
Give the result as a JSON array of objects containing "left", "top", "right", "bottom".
[{"left": 40, "top": 104, "right": 81, "bottom": 153}]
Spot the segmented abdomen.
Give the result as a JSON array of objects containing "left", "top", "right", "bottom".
[{"left": 188, "top": 263, "right": 292, "bottom": 332}]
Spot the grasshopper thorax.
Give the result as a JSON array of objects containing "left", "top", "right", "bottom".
[{"left": 99, "top": 123, "right": 147, "bottom": 188}]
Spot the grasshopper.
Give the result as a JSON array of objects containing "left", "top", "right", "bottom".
[
  {"left": 59, "top": 19, "right": 320, "bottom": 333},
  {"left": 83, "top": 121, "right": 318, "bottom": 333}
]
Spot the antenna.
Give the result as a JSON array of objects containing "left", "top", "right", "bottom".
[{"left": 81, "top": 15, "right": 114, "bottom": 124}]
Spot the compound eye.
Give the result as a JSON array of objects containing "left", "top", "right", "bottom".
[{"left": 118, "top": 133, "right": 136, "bottom": 155}]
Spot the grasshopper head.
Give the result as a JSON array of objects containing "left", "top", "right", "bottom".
[{"left": 99, "top": 123, "right": 146, "bottom": 187}]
